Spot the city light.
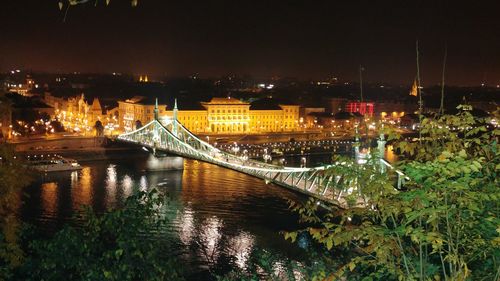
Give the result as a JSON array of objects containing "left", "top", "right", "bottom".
[{"left": 0, "top": 3, "right": 496, "bottom": 280}]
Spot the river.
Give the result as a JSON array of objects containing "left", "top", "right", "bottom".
[
  {"left": 18, "top": 144, "right": 397, "bottom": 279},
  {"left": 19, "top": 156, "right": 313, "bottom": 279}
]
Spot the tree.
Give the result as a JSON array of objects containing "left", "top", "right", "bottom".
[
  {"left": 135, "top": 120, "right": 142, "bottom": 130},
  {"left": 0, "top": 144, "right": 33, "bottom": 270},
  {"left": 58, "top": 0, "right": 139, "bottom": 21},
  {"left": 284, "top": 109, "right": 500, "bottom": 280},
  {"left": 5, "top": 190, "right": 185, "bottom": 281},
  {"left": 94, "top": 120, "right": 104, "bottom": 137},
  {"left": 58, "top": 0, "right": 138, "bottom": 9}
]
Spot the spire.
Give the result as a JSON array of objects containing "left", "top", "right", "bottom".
[
  {"left": 173, "top": 98, "right": 178, "bottom": 120},
  {"left": 91, "top": 97, "right": 102, "bottom": 112},
  {"left": 154, "top": 98, "right": 159, "bottom": 120},
  {"left": 377, "top": 124, "right": 387, "bottom": 173},
  {"left": 354, "top": 125, "right": 360, "bottom": 160},
  {"left": 173, "top": 98, "right": 178, "bottom": 134}
]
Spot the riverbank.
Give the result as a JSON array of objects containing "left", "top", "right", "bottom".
[
  {"left": 8, "top": 132, "right": 353, "bottom": 162},
  {"left": 9, "top": 129, "right": 399, "bottom": 163},
  {"left": 11, "top": 136, "right": 147, "bottom": 162},
  {"left": 197, "top": 130, "right": 355, "bottom": 144}
]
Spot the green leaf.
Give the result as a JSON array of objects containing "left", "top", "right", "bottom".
[
  {"left": 284, "top": 231, "right": 297, "bottom": 242},
  {"left": 326, "top": 238, "right": 333, "bottom": 250},
  {"left": 115, "top": 249, "right": 123, "bottom": 258},
  {"left": 348, "top": 261, "right": 356, "bottom": 271},
  {"left": 103, "top": 270, "right": 112, "bottom": 279}
]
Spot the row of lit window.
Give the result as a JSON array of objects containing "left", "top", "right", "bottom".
[
  {"left": 251, "top": 115, "right": 282, "bottom": 119},
  {"left": 208, "top": 116, "right": 248, "bottom": 121},
  {"left": 210, "top": 109, "right": 248, "bottom": 114},
  {"left": 178, "top": 115, "right": 205, "bottom": 121}
]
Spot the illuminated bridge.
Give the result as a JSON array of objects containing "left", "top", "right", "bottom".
[{"left": 117, "top": 101, "right": 406, "bottom": 208}]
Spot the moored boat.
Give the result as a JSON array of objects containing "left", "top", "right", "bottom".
[{"left": 27, "top": 155, "right": 82, "bottom": 172}]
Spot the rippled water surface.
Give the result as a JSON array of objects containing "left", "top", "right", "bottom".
[{"left": 20, "top": 157, "right": 314, "bottom": 279}]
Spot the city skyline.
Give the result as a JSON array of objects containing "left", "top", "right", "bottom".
[{"left": 1, "top": 1, "right": 499, "bottom": 85}]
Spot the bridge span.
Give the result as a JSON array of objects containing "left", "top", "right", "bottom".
[{"left": 117, "top": 104, "right": 405, "bottom": 208}]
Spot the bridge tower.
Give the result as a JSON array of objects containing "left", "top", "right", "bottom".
[
  {"left": 173, "top": 98, "right": 178, "bottom": 135},
  {"left": 354, "top": 125, "right": 360, "bottom": 161},
  {"left": 377, "top": 130, "right": 387, "bottom": 173},
  {"left": 154, "top": 98, "right": 159, "bottom": 120}
]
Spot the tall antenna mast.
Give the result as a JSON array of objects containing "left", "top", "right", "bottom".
[
  {"left": 416, "top": 40, "right": 423, "bottom": 115},
  {"left": 359, "top": 65, "right": 364, "bottom": 102},
  {"left": 440, "top": 45, "right": 447, "bottom": 115},
  {"left": 416, "top": 40, "right": 423, "bottom": 143}
]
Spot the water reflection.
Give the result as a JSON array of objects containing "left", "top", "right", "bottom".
[
  {"left": 177, "top": 204, "right": 195, "bottom": 245},
  {"left": 73, "top": 167, "right": 92, "bottom": 208},
  {"left": 21, "top": 158, "right": 307, "bottom": 279},
  {"left": 199, "top": 216, "right": 223, "bottom": 264},
  {"left": 228, "top": 232, "right": 255, "bottom": 269},
  {"left": 122, "top": 175, "right": 133, "bottom": 197},
  {"left": 105, "top": 164, "right": 117, "bottom": 206},
  {"left": 40, "top": 182, "right": 58, "bottom": 219},
  {"left": 385, "top": 144, "right": 398, "bottom": 163}
]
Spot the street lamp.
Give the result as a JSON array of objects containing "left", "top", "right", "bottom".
[{"left": 231, "top": 142, "right": 240, "bottom": 154}]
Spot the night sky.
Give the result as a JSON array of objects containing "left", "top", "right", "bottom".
[{"left": 1, "top": 0, "right": 499, "bottom": 85}]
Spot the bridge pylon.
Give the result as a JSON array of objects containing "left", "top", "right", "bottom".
[
  {"left": 173, "top": 98, "right": 178, "bottom": 135},
  {"left": 154, "top": 98, "right": 159, "bottom": 120},
  {"left": 377, "top": 131, "right": 387, "bottom": 173}
]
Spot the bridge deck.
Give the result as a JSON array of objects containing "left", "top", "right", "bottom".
[{"left": 118, "top": 118, "right": 406, "bottom": 209}]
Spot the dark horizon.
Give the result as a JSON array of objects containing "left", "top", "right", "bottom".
[{"left": 1, "top": 1, "right": 499, "bottom": 86}]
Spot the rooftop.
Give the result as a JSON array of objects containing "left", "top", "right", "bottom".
[
  {"left": 250, "top": 98, "right": 282, "bottom": 110},
  {"left": 203, "top": 97, "right": 249, "bottom": 105}
]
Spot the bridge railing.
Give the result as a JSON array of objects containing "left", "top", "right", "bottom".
[
  {"left": 118, "top": 119, "right": 409, "bottom": 208},
  {"left": 169, "top": 119, "right": 313, "bottom": 171}
]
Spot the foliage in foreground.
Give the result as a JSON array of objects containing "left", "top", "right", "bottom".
[
  {"left": 282, "top": 110, "right": 500, "bottom": 281},
  {"left": 1, "top": 190, "right": 184, "bottom": 281},
  {"left": 0, "top": 144, "right": 33, "bottom": 269},
  {"left": 218, "top": 248, "right": 341, "bottom": 281}
]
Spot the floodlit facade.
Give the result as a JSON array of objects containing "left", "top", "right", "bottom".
[
  {"left": 201, "top": 97, "right": 250, "bottom": 133},
  {"left": 119, "top": 96, "right": 300, "bottom": 134},
  {"left": 118, "top": 96, "right": 165, "bottom": 132},
  {"left": 249, "top": 109, "right": 283, "bottom": 132},
  {"left": 163, "top": 108, "right": 209, "bottom": 133},
  {"left": 45, "top": 92, "right": 118, "bottom": 135}
]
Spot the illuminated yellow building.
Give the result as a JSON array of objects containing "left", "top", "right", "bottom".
[
  {"left": 201, "top": 97, "right": 250, "bottom": 133},
  {"left": 198, "top": 97, "right": 300, "bottom": 133},
  {"left": 118, "top": 96, "right": 166, "bottom": 131},
  {"left": 279, "top": 104, "right": 300, "bottom": 131},
  {"left": 250, "top": 109, "right": 283, "bottom": 132},
  {"left": 248, "top": 98, "right": 295, "bottom": 132},
  {"left": 118, "top": 96, "right": 301, "bottom": 134},
  {"left": 169, "top": 109, "right": 209, "bottom": 133}
]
